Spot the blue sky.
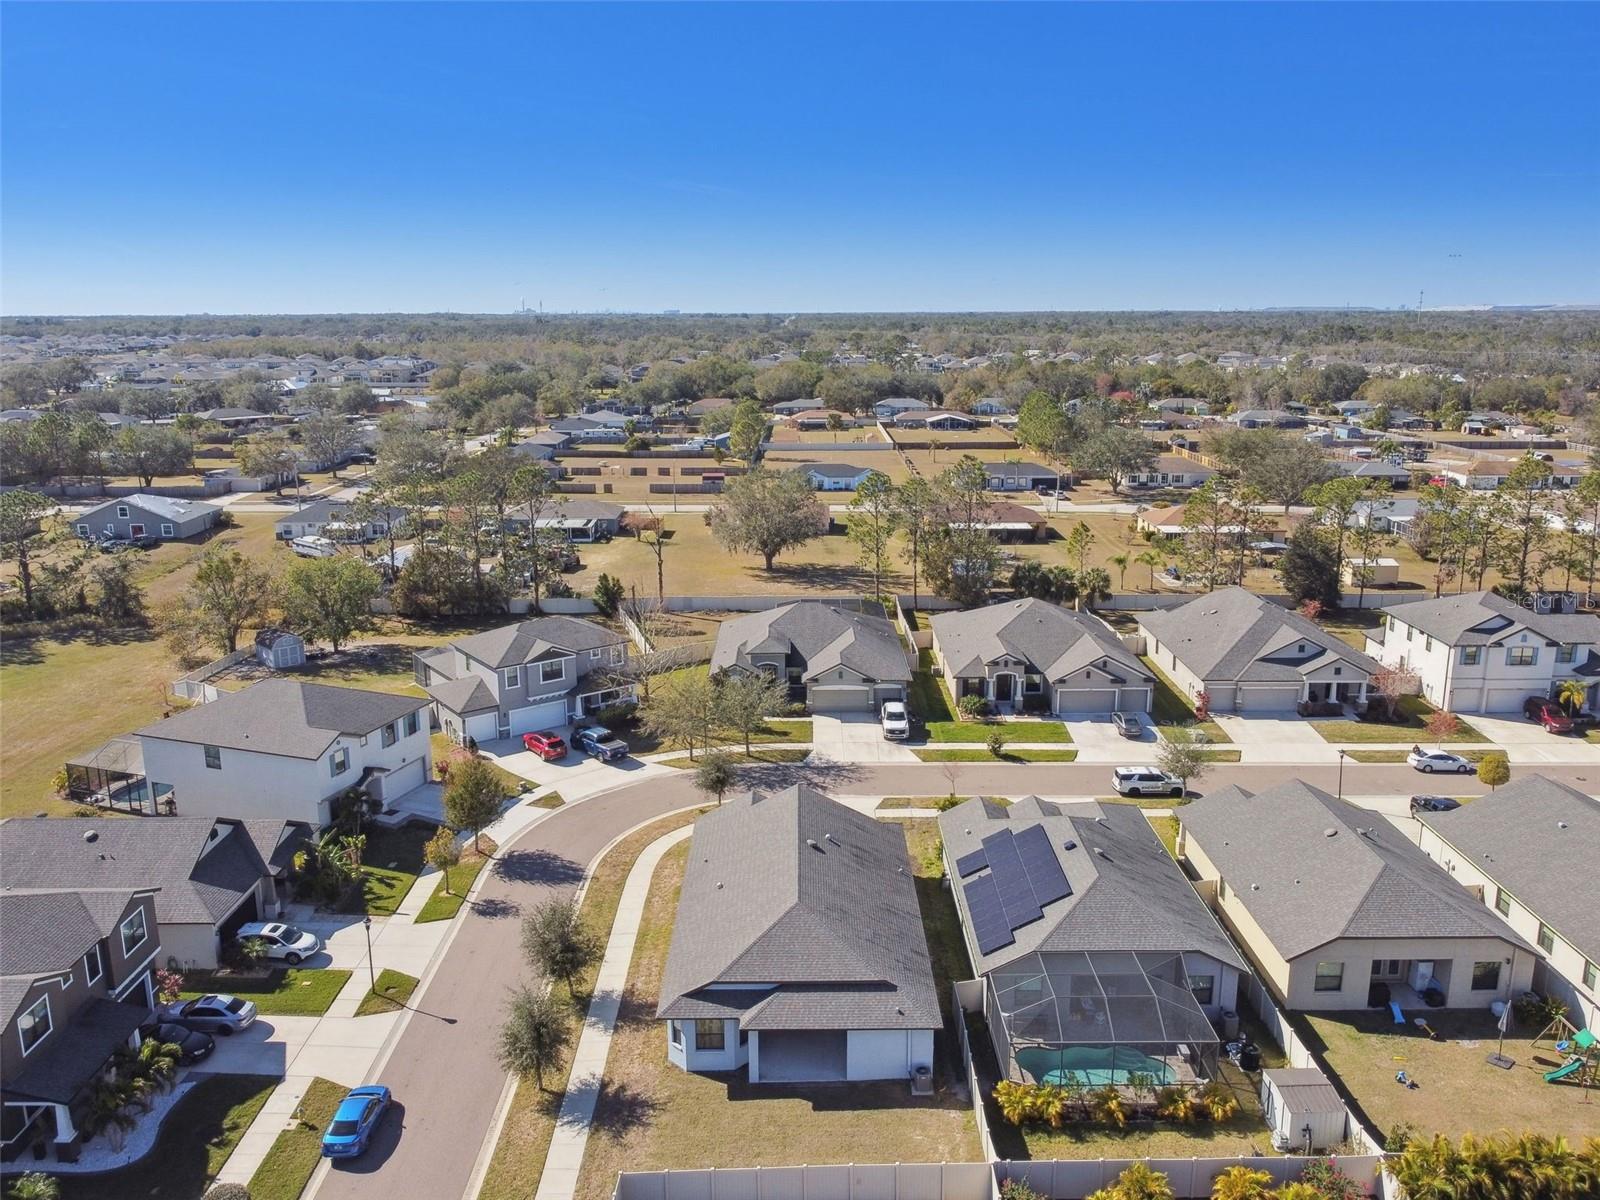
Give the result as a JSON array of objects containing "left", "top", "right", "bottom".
[{"left": 3, "top": 2, "right": 1597, "bottom": 314}]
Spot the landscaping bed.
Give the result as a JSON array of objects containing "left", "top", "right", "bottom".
[
  {"left": 415, "top": 836, "right": 499, "bottom": 924},
  {"left": 179, "top": 968, "right": 352, "bottom": 1017}
]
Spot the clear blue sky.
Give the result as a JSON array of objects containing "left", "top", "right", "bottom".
[{"left": 3, "top": 2, "right": 1596, "bottom": 314}]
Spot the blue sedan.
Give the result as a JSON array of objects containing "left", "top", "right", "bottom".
[{"left": 320, "top": 1085, "right": 391, "bottom": 1159}]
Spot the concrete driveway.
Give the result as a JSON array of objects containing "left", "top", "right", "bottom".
[
  {"left": 480, "top": 736, "right": 668, "bottom": 789},
  {"left": 1214, "top": 714, "right": 1341, "bottom": 763},
  {"left": 809, "top": 714, "right": 920, "bottom": 763},
  {"left": 1461, "top": 713, "right": 1600, "bottom": 764},
  {"left": 1064, "top": 716, "right": 1146, "bottom": 762}
]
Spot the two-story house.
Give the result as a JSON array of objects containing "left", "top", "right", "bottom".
[
  {"left": 1364, "top": 590, "right": 1600, "bottom": 714},
  {"left": 413, "top": 616, "right": 632, "bottom": 745},
  {"left": 1, "top": 886, "right": 161, "bottom": 1163}
]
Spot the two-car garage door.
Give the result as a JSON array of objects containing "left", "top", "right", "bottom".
[
  {"left": 507, "top": 699, "right": 570, "bottom": 736},
  {"left": 1054, "top": 688, "right": 1152, "bottom": 714},
  {"left": 810, "top": 684, "right": 905, "bottom": 713},
  {"left": 1235, "top": 684, "right": 1302, "bottom": 713}
]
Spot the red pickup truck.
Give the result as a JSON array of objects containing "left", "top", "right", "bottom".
[{"left": 1523, "top": 697, "right": 1575, "bottom": 733}]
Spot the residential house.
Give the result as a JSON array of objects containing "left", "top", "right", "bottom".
[
  {"left": 1228, "top": 410, "right": 1305, "bottom": 430},
  {"left": 710, "top": 601, "right": 910, "bottom": 713},
  {"left": 273, "top": 498, "right": 405, "bottom": 543},
  {"left": 947, "top": 500, "right": 1049, "bottom": 543},
  {"left": 970, "top": 396, "right": 1017, "bottom": 416},
  {"left": 981, "top": 461, "right": 1059, "bottom": 491},
  {"left": 505, "top": 498, "right": 625, "bottom": 537},
  {"left": 509, "top": 430, "right": 571, "bottom": 460},
  {"left": 1135, "top": 504, "right": 1270, "bottom": 543},
  {"left": 797, "top": 463, "right": 877, "bottom": 491},
  {"left": 1179, "top": 780, "right": 1535, "bottom": 1011},
  {"left": 871, "top": 396, "right": 929, "bottom": 421},
  {"left": 1151, "top": 396, "right": 1211, "bottom": 416},
  {"left": 414, "top": 616, "right": 632, "bottom": 744},
  {"left": 1364, "top": 590, "right": 1600, "bottom": 714},
  {"left": 770, "top": 398, "right": 824, "bottom": 416},
  {"left": 657, "top": 785, "right": 940, "bottom": 1084},
  {"left": 1120, "top": 454, "right": 1216, "bottom": 490},
  {"left": 585, "top": 408, "right": 652, "bottom": 430},
  {"left": 73, "top": 494, "right": 220, "bottom": 542},
  {"left": 0, "top": 887, "right": 160, "bottom": 1162},
  {"left": 1459, "top": 411, "right": 1515, "bottom": 435},
  {"left": 0, "top": 816, "right": 309, "bottom": 970},
  {"left": 894, "top": 410, "right": 978, "bottom": 431},
  {"left": 941, "top": 797, "right": 1245, "bottom": 1086},
  {"left": 1349, "top": 497, "right": 1420, "bottom": 537},
  {"left": 930, "top": 599, "right": 1155, "bottom": 715},
  {"left": 1139, "top": 587, "right": 1380, "bottom": 712},
  {"left": 193, "top": 407, "right": 273, "bottom": 429},
  {"left": 1442, "top": 457, "right": 1582, "bottom": 490},
  {"left": 1330, "top": 460, "right": 1413, "bottom": 487},
  {"left": 549, "top": 416, "right": 626, "bottom": 443},
  {"left": 684, "top": 397, "right": 735, "bottom": 422},
  {"left": 1415, "top": 775, "right": 1599, "bottom": 1028}
]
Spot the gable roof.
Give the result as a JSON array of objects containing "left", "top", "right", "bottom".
[
  {"left": 1139, "top": 587, "right": 1380, "bottom": 683},
  {"left": 447, "top": 615, "right": 626, "bottom": 671},
  {"left": 710, "top": 602, "right": 910, "bottom": 685},
  {"left": 1418, "top": 775, "right": 1599, "bottom": 962},
  {"left": 657, "top": 786, "right": 940, "bottom": 1030},
  {"left": 1380, "top": 590, "right": 1598, "bottom": 646},
  {"left": 938, "top": 797, "right": 1244, "bottom": 976},
  {"left": 1181, "top": 780, "right": 1532, "bottom": 960},
  {"left": 274, "top": 498, "right": 404, "bottom": 528},
  {"left": 137, "top": 678, "right": 427, "bottom": 759},
  {"left": 79, "top": 494, "right": 220, "bottom": 523},
  {"left": 932, "top": 599, "right": 1154, "bottom": 686},
  {"left": 798, "top": 462, "right": 875, "bottom": 481}
]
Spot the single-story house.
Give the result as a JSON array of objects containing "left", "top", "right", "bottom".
[
  {"left": 1415, "top": 775, "right": 1599, "bottom": 1028},
  {"left": 1139, "top": 587, "right": 1380, "bottom": 712},
  {"left": 273, "top": 498, "right": 405, "bottom": 543},
  {"left": 510, "top": 431, "right": 571, "bottom": 460},
  {"left": 1442, "top": 457, "right": 1583, "bottom": 490},
  {"left": 770, "top": 398, "right": 824, "bottom": 416},
  {"left": 1135, "top": 504, "right": 1268, "bottom": 542},
  {"left": 1120, "top": 454, "right": 1216, "bottom": 490},
  {"left": 895, "top": 411, "right": 979, "bottom": 431},
  {"left": 657, "top": 785, "right": 940, "bottom": 1084},
  {"left": 798, "top": 463, "right": 878, "bottom": 491},
  {"left": 549, "top": 416, "right": 627, "bottom": 443},
  {"left": 255, "top": 627, "right": 307, "bottom": 669},
  {"left": 74, "top": 494, "right": 220, "bottom": 542},
  {"left": 1228, "top": 410, "right": 1305, "bottom": 430},
  {"left": 1180, "top": 780, "right": 1536, "bottom": 1011},
  {"left": 946, "top": 500, "right": 1049, "bottom": 543},
  {"left": 710, "top": 601, "right": 910, "bottom": 713},
  {"left": 930, "top": 598, "right": 1155, "bottom": 715},
  {"left": 872, "top": 396, "right": 930, "bottom": 420},
  {"left": 941, "top": 797, "right": 1245, "bottom": 1086},
  {"left": 505, "top": 498, "right": 625, "bottom": 537},
  {"left": 684, "top": 396, "right": 735, "bottom": 420},
  {"left": 1331, "top": 460, "right": 1413, "bottom": 486},
  {"left": 1364, "top": 589, "right": 1600, "bottom": 714},
  {"left": 1348, "top": 497, "right": 1420, "bottom": 536},
  {"left": 971, "top": 396, "right": 1017, "bottom": 416},
  {"left": 1151, "top": 396, "right": 1211, "bottom": 415},
  {"left": 194, "top": 407, "right": 273, "bottom": 428},
  {"left": 981, "top": 461, "right": 1059, "bottom": 491}
]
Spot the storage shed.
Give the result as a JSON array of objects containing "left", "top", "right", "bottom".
[
  {"left": 255, "top": 628, "right": 307, "bottom": 670},
  {"left": 1261, "top": 1067, "right": 1346, "bottom": 1153}
]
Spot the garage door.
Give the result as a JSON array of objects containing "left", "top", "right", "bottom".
[
  {"left": 218, "top": 893, "right": 259, "bottom": 941},
  {"left": 1236, "top": 685, "right": 1301, "bottom": 712},
  {"left": 508, "top": 699, "right": 569, "bottom": 736},
  {"left": 810, "top": 685, "right": 874, "bottom": 712},
  {"left": 381, "top": 758, "right": 426, "bottom": 799},
  {"left": 1115, "top": 688, "right": 1151, "bottom": 713},
  {"left": 1055, "top": 688, "right": 1117, "bottom": 714},
  {"left": 1480, "top": 687, "right": 1527, "bottom": 714},
  {"left": 872, "top": 684, "right": 906, "bottom": 705}
]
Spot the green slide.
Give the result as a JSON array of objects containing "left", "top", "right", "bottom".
[{"left": 1544, "top": 1057, "right": 1583, "bottom": 1083}]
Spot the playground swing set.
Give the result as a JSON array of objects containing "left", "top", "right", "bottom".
[{"left": 1534, "top": 1016, "right": 1599, "bottom": 1088}]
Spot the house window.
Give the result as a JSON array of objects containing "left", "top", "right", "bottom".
[
  {"left": 1585, "top": 961, "right": 1597, "bottom": 991},
  {"left": 204, "top": 745, "right": 222, "bottom": 770},
  {"left": 76, "top": 523, "right": 90, "bottom": 537},
  {"left": 404, "top": 711, "right": 419, "bottom": 737},
  {"left": 1314, "top": 961, "right": 1345, "bottom": 992},
  {"left": 381, "top": 722, "right": 398, "bottom": 748},
  {"left": 160, "top": 523, "right": 174, "bottom": 537},
  {"left": 1425, "top": 637, "right": 1433, "bottom": 652},
  {"left": 1557, "top": 644, "right": 1576, "bottom": 664},
  {"left": 121, "top": 908, "right": 149, "bottom": 957},
  {"left": 329, "top": 747, "right": 350, "bottom": 777},
  {"left": 694, "top": 1019, "right": 725, "bottom": 1051},
  {"left": 589, "top": 648, "right": 601, "bottom": 661},
  {"left": 1471, "top": 961, "right": 1502, "bottom": 992},
  {"left": 1461, "top": 646, "right": 1481, "bottom": 666},
  {"left": 84, "top": 944, "right": 104, "bottom": 985},
  {"left": 1508, "top": 646, "right": 1537, "bottom": 667},
  {"left": 1537, "top": 924, "right": 1556, "bottom": 953},
  {"left": 1494, "top": 887, "right": 1512, "bottom": 917},
  {"left": 503, "top": 666, "right": 521, "bottom": 689},
  {"left": 497, "top": 712, "right": 511, "bottom": 737},
  {"left": 116, "top": 505, "right": 130, "bottom": 519},
  {"left": 611, "top": 646, "right": 624, "bottom": 664},
  {"left": 1024, "top": 675, "right": 1043, "bottom": 694},
  {"left": 1190, "top": 975, "right": 1215, "bottom": 1006},
  {"left": 18, "top": 995, "right": 51, "bottom": 1056},
  {"left": 541, "top": 659, "right": 564, "bottom": 683},
  {"left": 669, "top": 1021, "right": 683, "bottom": 1047},
  {"left": 1406, "top": 626, "right": 1414, "bottom": 642}
]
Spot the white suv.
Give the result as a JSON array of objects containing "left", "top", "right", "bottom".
[
  {"left": 880, "top": 701, "right": 910, "bottom": 740},
  {"left": 1112, "top": 766, "right": 1185, "bottom": 798},
  {"left": 237, "top": 921, "right": 322, "bottom": 965}
]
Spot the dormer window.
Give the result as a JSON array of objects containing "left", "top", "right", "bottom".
[{"left": 1297, "top": 643, "right": 1306, "bottom": 654}]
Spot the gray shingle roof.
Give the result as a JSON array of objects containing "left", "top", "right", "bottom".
[
  {"left": 1380, "top": 590, "right": 1599, "bottom": 646},
  {"left": 448, "top": 616, "right": 626, "bottom": 671},
  {"left": 939, "top": 798, "right": 1243, "bottom": 976},
  {"left": 932, "top": 599, "right": 1154, "bottom": 686},
  {"left": 657, "top": 786, "right": 941, "bottom": 1031},
  {"left": 0, "top": 888, "right": 141, "bottom": 979},
  {"left": 1418, "top": 775, "right": 1599, "bottom": 962},
  {"left": 79, "top": 493, "right": 221, "bottom": 523},
  {"left": 137, "top": 679, "right": 428, "bottom": 760},
  {"left": 273, "top": 498, "right": 405, "bottom": 528},
  {"left": 711, "top": 603, "right": 911, "bottom": 685},
  {"left": 424, "top": 675, "right": 498, "bottom": 715},
  {"left": 1181, "top": 780, "right": 1533, "bottom": 960},
  {"left": 799, "top": 463, "right": 874, "bottom": 480},
  {"left": 7, "top": 998, "right": 152, "bottom": 1104},
  {"left": 1139, "top": 587, "right": 1380, "bottom": 684}
]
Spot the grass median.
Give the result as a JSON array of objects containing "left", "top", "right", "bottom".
[
  {"left": 248, "top": 1076, "right": 345, "bottom": 1200},
  {"left": 356, "top": 968, "right": 420, "bottom": 1016},
  {"left": 179, "top": 968, "right": 352, "bottom": 1017},
  {"left": 913, "top": 748, "right": 1078, "bottom": 763}
]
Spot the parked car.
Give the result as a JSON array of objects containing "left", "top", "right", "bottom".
[
  {"left": 321, "top": 1084, "right": 392, "bottom": 1159},
  {"left": 521, "top": 730, "right": 568, "bottom": 760},
  {"left": 158, "top": 994, "right": 258, "bottom": 1035},
  {"left": 880, "top": 700, "right": 910, "bottom": 740},
  {"left": 1112, "top": 766, "right": 1185, "bottom": 797},
  {"left": 97, "top": 537, "right": 134, "bottom": 553},
  {"left": 1410, "top": 795, "right": 1462, "bottom": 813},
  {"left": 573, "top": 725, "right": 628, "bottom": 761},
  {"left": 237, "top": 921, "right": 322, "bottom": 965},
  {"left": 138, "top": 1021, "right": 215, "bottom": 1064},
  {"left": 1523, "top": 696, "right": 1575, "bottom": 734},
  {"left": 1110, "top": 712, "right": 1143, "bottom": 738},
  {"left": 1406, "top": 749, "right": 1475, "bottom": 774}
]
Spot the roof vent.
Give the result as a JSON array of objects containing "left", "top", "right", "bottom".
[
  {"left": 1557, "top": 821, "right": 1569, "bottom": 830},
  {"left": 806, "top": 838, "right": 820, "bottom": 850},
  {"left": 825, "top": 833, "right": 839, "bottom": 844},
  {"left": 83, "top": 829, "right": 98, "bottom": 844},
  {"left": 1251, "top": 883, "right": 1261, "bottom": 891},
  {"left": 1324, "top": 829, "right": 1338, "bottom": 838},
  {"left": 1063, "top": 840, "right": 1077, "bottom": 851},
  {"left": 1093, "top": 846, "right": 1109, "bottom": 859},
  {"left": 715, "top": 882, "right": 723, "bottom": 890}
]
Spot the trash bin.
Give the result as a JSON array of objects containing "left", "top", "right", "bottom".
[
  {"left": 1221, "top": 1010, "right": 1240, "bottom": 1040},
  {"left": 1240, "top": 1042, "right": 1261, "bottom": 1072}
]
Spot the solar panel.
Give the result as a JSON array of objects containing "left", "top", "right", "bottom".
[
  {"left": 962, "top": 874, "right": 1014, "bottom": 955},
  {"left": 1015, "top": 823, "right": 1072, "bottom": 906},
  {"left": 955, "top": 847, "right": 989, "bottom": 878},
  {"left": 983, "top": 830, "right": 1043, "bottom": 929}
]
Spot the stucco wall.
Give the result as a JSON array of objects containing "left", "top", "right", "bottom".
[{"left": 846, "top": 1029, "right": 935, "bottom": 1081}]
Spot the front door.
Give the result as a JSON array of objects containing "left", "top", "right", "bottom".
[{"left": 994, "top": 674, "right": 1015, "bottom": 703}]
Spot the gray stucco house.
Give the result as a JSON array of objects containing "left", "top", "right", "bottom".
[
  {"left": 273, "top": 498, "right": 406, "bottom": 543},
  {"left": 710, "top": 601, "right": 911, "bottom": 713},
  {"left": 931, "top": 598, "right": 1155, "bottom": 715},
  {"left": 657, "top": 785, "right": 940, "bottom": 1084},
  {"left": 74, "top": 494, "right": 220, "bottom": 542}
]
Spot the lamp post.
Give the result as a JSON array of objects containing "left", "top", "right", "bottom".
[
  {"left": 363, "top": 915, "right": 376, "bottom": 993},
  {"left": 1336, "top": 748, "right": 1349, "bottom": 801}
]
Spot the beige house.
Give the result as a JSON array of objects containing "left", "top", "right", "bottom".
[{"left": 1179, "top": 780, "right": 1534, "bottom": 1012}]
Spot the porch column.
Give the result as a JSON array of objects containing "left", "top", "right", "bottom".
[{"left": 52, "top": 1105, "right": 75, "bottom": 1143}]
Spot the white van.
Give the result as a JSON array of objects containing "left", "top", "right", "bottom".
[{"left": 290, "top": 535, "right": 338, "bottom": 558}]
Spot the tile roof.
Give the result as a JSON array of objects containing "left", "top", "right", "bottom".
[
  {"left": 1181, "top": 780, "right": 1532, "bottom": 960},
  {"left": 710, "top": 602, "right": 911, "bottom": 685},
  {"left": 1139, "top": 587, "right": 1379, "bottom": 683},
  {"left": 1380, "top": 590, "right": 1599, "bottom": 646},
  {"left": 931, "top": 599, "right": 1153, "bottom": 687}
]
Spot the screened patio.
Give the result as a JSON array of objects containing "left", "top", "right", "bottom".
[{"left": 984, "top": 950, "right": 1221, "bottom": 1087}]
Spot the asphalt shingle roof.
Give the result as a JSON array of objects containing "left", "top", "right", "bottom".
[
  {"left": 1418, "top": 775, "right": 1600, "bottom": 962},
  {"left": 1380, "top": 590, "right": 1599, "bottom": 647},
  {"left": 447, "top": 616, "right": 626, "bottom": 671},
  {"left": 932, "top": 599, "right": 1154, "bottom": 687},
  {"left": 657, "top": 786, "right": 941, "bottom": 1031},
  {"left": 274, "top": 498, "right": 405, "bottom": 528},
  {"left": 1139, "top": 587, "right": 1379, "bottom": 684},
  {"left": 711, "top": 602, "right": 911, "bottom": 686},
  {"left": 1181, "top": 780, "right": 1533, "bottom": 960},
  {"left": 79, "top": 494, "right": 221, "bottom": 523}
]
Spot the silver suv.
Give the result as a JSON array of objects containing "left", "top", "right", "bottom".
[{"left": 1111, "top": 766, "right": 1184, "bottom": 797}]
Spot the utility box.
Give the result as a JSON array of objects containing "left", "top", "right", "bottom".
[{"left": 1261, "top": 1068, "right": 1346, "bottom": 1153}]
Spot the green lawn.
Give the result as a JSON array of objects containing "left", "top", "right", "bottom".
[
  {"left": 1197, "top": 749, "right": 1243, "bottom": 762},
  {"left": 909, "top": 658, "right": 1072, "bottom": 743},
  {"left": 58, "top": 1074, "right": 278, "bottom": 1200},
  {"left": 356, "top": 968, "right": 420, "bottom": 1016},
  {"left": 415, "top": 853, "right": 491, "bottom": 923},
  {"left": 1141, "top": 656, "right": 1231, "bottom": 743},
  {"left": 1312, "top": 696, "right": 1483, "bottom": 743},
  {"left": 1344, "top": 748, "right": 1490, "bottom": 764},
  {"left": 181, "top": 968, "right": 352, "bottom": 1017},
  {"left": 876, "top": 795, "right": 1010, "bottom": 809},
  {"left": 913, "top": 748, "right": 1079, "bottom": 763},
  {"left": 355, "top": 822, "right": 434, "bottom": 915},
  {"left": 248, "top": 1077, "right": 346, "bottom": 1200},
  {"left": 1148, "top": 815, "right": 1180, "bottom": 858},
  {"left": 530, "top": 790, "right": 566, "bottom": 809},
  {"left": 658, "top": 748, "right": 810, "bottom": 768}
]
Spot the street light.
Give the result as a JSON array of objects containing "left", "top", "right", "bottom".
[
  {"left": 1336, "top": 748, "right": 1348, "bottom": 801},
  {"left": 363, "top": 915, "right": 375, "bottom": 993}
]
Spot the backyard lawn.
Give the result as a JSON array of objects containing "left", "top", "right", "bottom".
[
  {"left": 1301, "top": 1009, "right": 1600, "bottom": 1145},
  {"left": 180, "top": 968, "right": 352, "bottom": 1017},
  {"left": 248, "top": 1076, "right": 346, "bottom": 1200},
  {"left": 1311, "top": 695, "right": 1483, "bottom": 744}
]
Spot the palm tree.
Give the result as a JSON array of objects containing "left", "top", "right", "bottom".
[
  {"left": 1135, "top": 548, "right": 1163, "bottom": 591},
  {"left": 6, "top": 1172, "right": 60, "bottom": 1200},
  {"left": 1556, "top": 678, "right": 1587, "bottom": 718},
  {"left": 1109, "top": 553, "right": 1130, "bottom": 591},
  {"left": 1074, "top": 567, "right": 1111, "bottom": 611},
  {"left": 135, "top": 1038, "right": 181, "bottom": 1093}
]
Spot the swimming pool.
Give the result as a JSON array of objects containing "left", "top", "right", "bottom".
[{"left": 1014, "top": 1045, "right": 1177, "bottom": 1087}]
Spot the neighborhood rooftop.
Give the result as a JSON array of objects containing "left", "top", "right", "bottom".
[
  {"left": 434, "top": 614, "right": 625, "bottom": 671},
  {"left": 932, "top": 598, "right": 1152, "bottom": 687},
  {"left": 1141, "top": 586, "right": 1379, "bottom": 683},
  {"left": 711, "top": 601, "right": 910, "bottom": 685},
  {"left": 1381, "top": 589, "right": 1600, "bottom": 646}
]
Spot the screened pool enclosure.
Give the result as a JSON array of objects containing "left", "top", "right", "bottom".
[{"left": 984, "top": 950, "right": 1221, "bottom": 1087}]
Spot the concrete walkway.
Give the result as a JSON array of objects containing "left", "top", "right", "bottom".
[{"left": 532, "top": 825, "right": 694, "bottom": 1200}]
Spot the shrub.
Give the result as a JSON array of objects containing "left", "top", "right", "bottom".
[
  {"left": 1209, "top": 1166, "right": 1272, "bottom": 1200},
  {"left": 1197, "top": 1079, "right": 1239, "bottom": 1122},
  {"left": 204, "top": 1185, "right": 253, "bottom": 1200},
  {"left": 986, "top": 729, "right": 1006, "bottom": 757},
  {"left": 1090, "top": 1084, "right": 1127, "bottom": 1128},
  {"left": 934, "top": 794, "right": 965, "bottom": 812},
  {"left": 1155, "top": 1085, "right": 1198, "bottom": 1123},
  {"left": 957, "top": 694, "right": 990, "bottom": 720},
  {"left": 1296, "top": 1159, "right": 1364, "bottom": 1200},
  {"left": 592, "top": 701, "right": 639, "bottom": 727},
  {"left": 999, "top": 1180, "right": 1043, "bottom": 1200},
  {"left": 1513, "top": 990, "right": 1566, "bottom": 1027}
]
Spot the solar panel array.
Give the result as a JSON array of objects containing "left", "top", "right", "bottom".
[{"left": 959, "top": 824, "right": 1074, "bottom": 956}]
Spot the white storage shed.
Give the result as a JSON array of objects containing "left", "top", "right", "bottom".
[{"left": 1261, "top": 1067, "right": 1347, "bottom": 1153}]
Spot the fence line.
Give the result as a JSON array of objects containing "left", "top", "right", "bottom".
[{"left": 170, "top": 647, "right": 252, "bottom": 702}]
